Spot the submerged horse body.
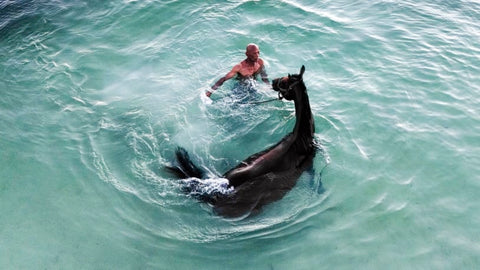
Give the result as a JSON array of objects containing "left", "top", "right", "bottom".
[{"left": 168, "top": 66, "right": 316, "bottom": 218}]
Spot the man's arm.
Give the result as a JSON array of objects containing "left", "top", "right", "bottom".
[
  {"left": 259, "top": 64, "right": 269, "bottom": 84},
  {"left": 206, "top": 64, "right": 240, "bottom": 97}
]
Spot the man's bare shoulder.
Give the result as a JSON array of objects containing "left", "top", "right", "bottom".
[{"left": 232, "top": 62, "right": 243, "bottom": 70}]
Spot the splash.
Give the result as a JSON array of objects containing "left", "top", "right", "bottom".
[
  {"left": 181, "top": 177, "right": 234, "bottom": 197},
  {"left": 231, "top": 78, "right": 261, "bottom": 102}
]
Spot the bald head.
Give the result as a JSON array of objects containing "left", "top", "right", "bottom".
[
  {"left": 246, "top": 43, "right": 259, "bottom": 52},
  {"left": 245, "top": 43, "right": 260, "bottom": 62}
]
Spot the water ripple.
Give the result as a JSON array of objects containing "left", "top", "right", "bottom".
[{"left": 2, "top": 0, "right": 480, "bottom": 268}]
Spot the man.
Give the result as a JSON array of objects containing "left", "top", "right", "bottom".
[{"left": 206, "top": 43, "right": 269, "bottom": 97}]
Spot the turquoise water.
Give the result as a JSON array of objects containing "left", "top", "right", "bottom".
[{"left": 1, "top": 0, "right": 480, "bottom": 269}]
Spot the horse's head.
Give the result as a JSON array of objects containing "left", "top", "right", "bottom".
[{"left": 272, "top": 65, "right": 306, "bottom": 100}]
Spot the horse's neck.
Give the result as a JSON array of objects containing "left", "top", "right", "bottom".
[{"left": 291, "top": 87, "right": 314, "bottom": 149}]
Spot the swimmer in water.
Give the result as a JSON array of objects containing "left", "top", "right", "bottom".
[{"left": 206, "top": 43, "right": 269, "bottom": 97}]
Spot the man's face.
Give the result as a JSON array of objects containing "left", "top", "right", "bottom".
[{"left": 246, "top": 46, "right": 260, "bottom": 62}]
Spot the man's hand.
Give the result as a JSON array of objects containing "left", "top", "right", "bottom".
[{"left": 205, "top": 90, "right": 212, "bottom": 97}]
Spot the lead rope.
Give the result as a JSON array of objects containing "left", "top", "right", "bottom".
[
  {"left": 248, "top": 78, "right": 302, "bottom": 105},
  {"left": 248, "top": 93, "right": 283, "bottom": 105}
]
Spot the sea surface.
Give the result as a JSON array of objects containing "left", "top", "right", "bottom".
[{"left": 1, "top": 0, "right": 479, "bottom": 269}]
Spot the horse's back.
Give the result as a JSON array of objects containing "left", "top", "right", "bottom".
[{"left": 214, "top": 162, "right": 312, "bottom": 218}]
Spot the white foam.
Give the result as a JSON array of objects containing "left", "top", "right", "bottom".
[
  {"left": 200, "top": 90, "right": 213, "bottom": 105},
  {"left": 183, "top": 177, "right": 233, "bottom": 195}
]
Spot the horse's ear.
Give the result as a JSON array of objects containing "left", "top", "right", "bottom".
[{"left": 299, "top": 65, "right": 305, "bottom": 78}]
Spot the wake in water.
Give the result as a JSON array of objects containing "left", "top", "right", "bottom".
[
  {"left": 231, "top": 78, "right": 262, "bottom": 102},
  {"left": 201, "top": 78, "right": 263, "bottom": 106}
]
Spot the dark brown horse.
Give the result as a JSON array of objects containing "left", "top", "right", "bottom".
[{"left": 167, "top": 66, "right": 316, "bottom": 218}]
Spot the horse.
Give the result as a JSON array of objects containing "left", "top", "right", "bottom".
[{"left": 167, "top": 65, "right": 316, "bottom": 218}]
